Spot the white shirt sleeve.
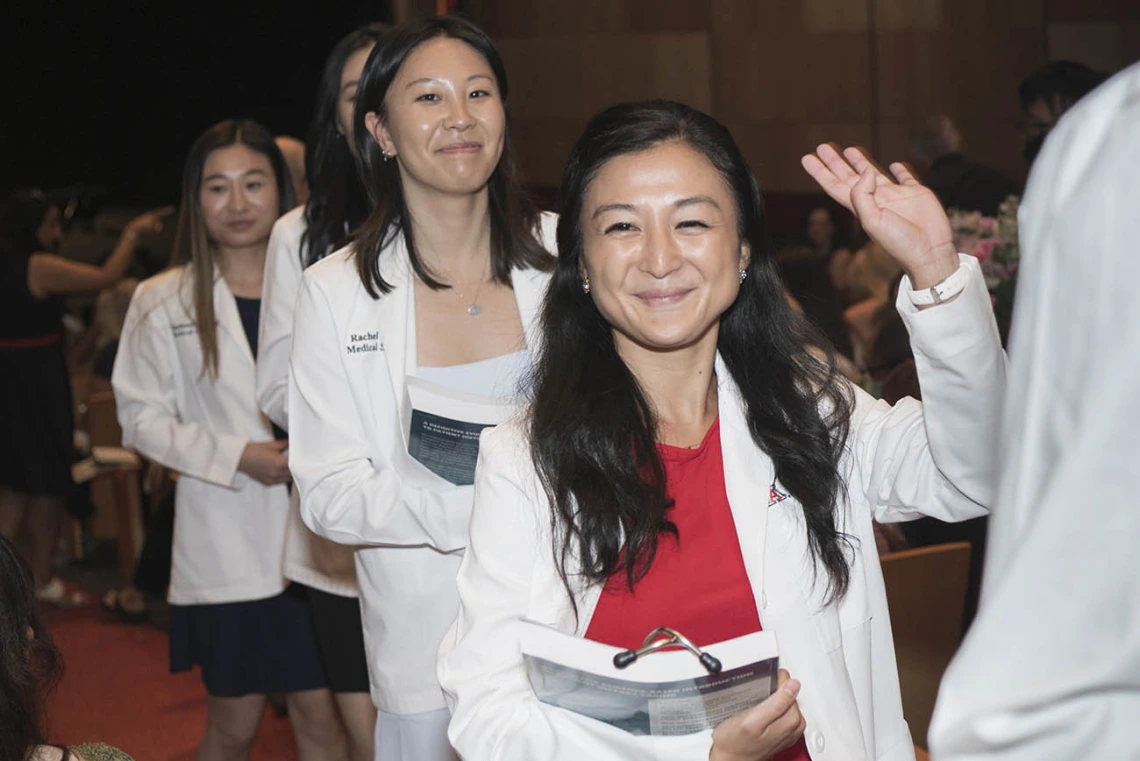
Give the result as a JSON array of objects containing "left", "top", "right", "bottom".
[{"left": 851, "top": 254, "right": 1006, "bottom": 523}]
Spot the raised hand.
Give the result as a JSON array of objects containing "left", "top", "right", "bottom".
[
  {"left": 125, "top": 205, "right": 176, "bottom": 238},
  {"left": 802, "top": 144, "right": 958, "bottom": 289}
]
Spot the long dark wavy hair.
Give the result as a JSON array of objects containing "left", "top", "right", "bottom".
[
  {"left": 169, "top": 119, "right": 294, "bottom": 378},
  {"left": 299, "top": 22, "right": 389, "bottom": 267},
  {"left": 530, "top": 101, "right": 855, "bottom": 606},
  {"left": 350, "top": 15, "right": 551, "bottom": 298},
  {"left": 0, "top": 535, "right": 63, "bottom": 761}
]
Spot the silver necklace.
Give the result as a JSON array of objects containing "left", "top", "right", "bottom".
[{"left": 453, "top": 267, "right": 489, "bottom": 316}]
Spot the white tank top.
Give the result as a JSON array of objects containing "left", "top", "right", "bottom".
[{"left": 415, "top": 349, "right": 531, "bottom": 399}]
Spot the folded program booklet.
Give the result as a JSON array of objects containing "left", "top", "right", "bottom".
[
  {"left": 519, "top": 621, "right": 779, "bottom": 737},
  {"left": 405, "top": 376, "right": 517, "bottom": 487}
]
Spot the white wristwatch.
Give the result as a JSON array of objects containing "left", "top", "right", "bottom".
[{"left": 907, "top": 260, "right": 970, "bottom": 306}]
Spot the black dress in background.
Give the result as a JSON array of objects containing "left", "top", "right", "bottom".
[{"left": 0, "top": 251, "right": 75, "bottom": 496}]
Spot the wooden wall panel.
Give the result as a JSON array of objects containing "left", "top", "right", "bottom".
[
  {"left": 498, "top": 32, "right": 712, "bottom": 185},
  {"left": 1045, "top": 0, "right": 1140, "bottom": 23},
  {"left": 479, "top": 0, "right": 710, "bottom": 36},
  {"left": 472, "top": 0, "right": 1134, "bottom": 192},
  {"left": 1043, "top": 0, "right": 1140, "bottom": 71},
  {"left": 873, "top": 0, "right": 1046, "bottom": 186},
  {"left": 710, "top": 0, "right": 874, "bottom": 190}
]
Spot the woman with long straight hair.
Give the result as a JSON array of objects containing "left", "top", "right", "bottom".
[
  {"left": 287, "top": 15, "right": 555, "bottom": 761},
  {"left": 437, "top": 101, "right": 1006, "bottom": 760},
  {"left": 258, "top": 22, "right": 388, "bottom": 761},
  {"left": 113, "top": 119, "right": 345, "bottom": 761}
]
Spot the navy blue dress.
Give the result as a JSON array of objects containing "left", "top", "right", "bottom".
[{"left": 168, "top": 295, "right": 326, "bottom": 697}]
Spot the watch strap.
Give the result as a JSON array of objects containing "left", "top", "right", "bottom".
[{"left": 907, "top": 259, "right": 971, "bottom": 306}]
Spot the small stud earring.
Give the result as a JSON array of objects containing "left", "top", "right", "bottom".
[
  {"left": 739, "top": 269, "right": 748, "bottom": 282},
  {"left": 381, "top": 149, "right": 393, "bottom": 162},
  {"left": 581, "top": 275, "right": 591, "bottom": 294}
]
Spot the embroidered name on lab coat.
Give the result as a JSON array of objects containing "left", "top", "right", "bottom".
[
  {"left": 346, "top": 331, "right": 381, "bottom": 355},
  {"left": 172, "top": 322, "right": 198, "bottom": 338}
]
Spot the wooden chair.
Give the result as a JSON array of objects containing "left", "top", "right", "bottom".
[
  {"left": 85, "top": 389, "right": 145, "bottom": 580},
  {"left": 880, "top": 541, "right": 972, "bottom": 752}
]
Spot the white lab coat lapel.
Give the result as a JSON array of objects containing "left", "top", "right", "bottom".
[
  {"left": 211, "top": 268, "right": 255, "bottom": 369},
  {"left": 716, "top": 356, "right": 775, "bottom": 614},
  {"left": 718, "top": 358, "right": 869, "bottom": 759},
  {"left": 372, "top": 235, "right": 416, "bottom": 447}
]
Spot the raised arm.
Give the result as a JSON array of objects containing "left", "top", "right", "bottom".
[
  {"left": 287, "top": 272, "right": 475, "bottom": 550},
  {"left": 803, "top": 145, "right": 1006, "bottom": 520},
  {"left": 28, "top": 207, "right": 173, "bottom": 297}
]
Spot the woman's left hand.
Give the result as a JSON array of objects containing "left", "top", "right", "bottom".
[{"left": 802, "top": 144, "right": 958, "bottom": 289}]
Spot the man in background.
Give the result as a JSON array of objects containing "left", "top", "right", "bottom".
[
  {"left": 911, "top": 115, "right": 1018, "bottom": 216},
  {"left": 1018, "top": 60, "right": 1107, "bottom": 166},
  {"left": 929, "top": 62, "right": 1140, "bottom": 760}
]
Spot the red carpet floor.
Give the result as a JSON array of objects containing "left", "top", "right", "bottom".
[{"left": 44, "top": 603, "right": 298, "bottom": 760}]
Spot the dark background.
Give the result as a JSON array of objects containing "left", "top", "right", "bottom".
[{"left": 2, "top": 2, "right": 394, "bottom": 206}]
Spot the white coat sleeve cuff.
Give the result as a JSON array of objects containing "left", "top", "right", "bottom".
[
  {"left": 207, "top": 432, "right": 248, "bottom": 488},
  {"left": 896, "top": 255, "right": 1000, "bottom": 360}
]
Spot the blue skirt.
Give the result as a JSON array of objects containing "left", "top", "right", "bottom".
[{"left": 170, "top": 583, "right": 327, "bottom": 697}]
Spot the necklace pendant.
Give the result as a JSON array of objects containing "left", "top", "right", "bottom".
[{"left": 467, "top": 304, "right": 482, "bottom": 316}]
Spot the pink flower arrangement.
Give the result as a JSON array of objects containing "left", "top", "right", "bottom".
[
  {"left": 948, "top": 195, "right": 1020, "bottom": 288},
  {"left": 948, "top": 195, "right": 1021, "bottom": 342}
]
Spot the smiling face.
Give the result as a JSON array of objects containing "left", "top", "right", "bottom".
[
  {"left": 367, "top": 36, "right": 505, "bottom": 197},
  {"left": 198, "top": 144, "right": 279, "bottom": 252},
  {"left": 580, "top": 140, "right": 750, "bottom": 357},
  {"left": 337, "top": 43, "right": 374, "bottom": 150}
]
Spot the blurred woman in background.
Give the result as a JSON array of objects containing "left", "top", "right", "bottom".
[
  {"left": 113, "top": 119, "right": 344, "bottom": 761},
  {"left": 258, "top": 22, "right": 389, "bottom": 761},
  {"left": 0, "top": 189, "right": 169, "bottom": 606}
]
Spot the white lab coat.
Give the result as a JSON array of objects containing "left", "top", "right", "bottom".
[
  {"left": 929, "top": 63, "right": 1140, "bottom": 760},
  {"left": 259, "top": 206, "right": 357, "bottom": 597},
  {"left": 113, "top": 265, "right": 289, "bottom": 606},
  {"left": 288, "top": 213, "right": 558, "bottom": 714},
  {"left": 437, "top": 256, "right": 1006, "bottom": 761}
]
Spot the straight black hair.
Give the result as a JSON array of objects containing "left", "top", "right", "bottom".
[
  {"left": 350, "top": 15, "right": 552, "bottom": 298},
  {"left": 169, "top": 119, "right": 294, "bottom": 377},
  {"left": 530, "top": 100, "right": 855, "bottom": 606},
  {"left": 300, "top": 22, "right": 390, "bottom": 267}
]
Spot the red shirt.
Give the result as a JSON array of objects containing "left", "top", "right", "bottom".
[{"left": 585, "top": 417, "right": 811, "bottom": 760}]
